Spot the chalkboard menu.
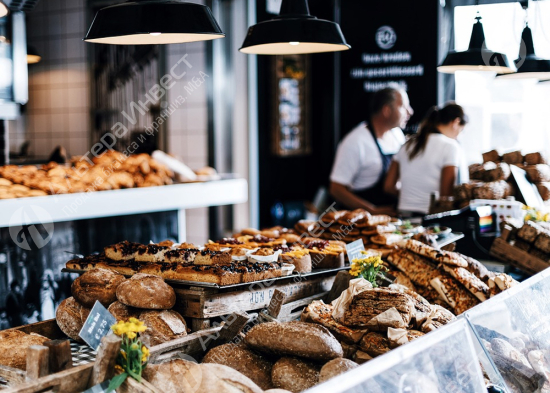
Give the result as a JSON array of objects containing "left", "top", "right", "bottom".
[{"left": 339, "top": 0, "right": 439, "bottom": 136}]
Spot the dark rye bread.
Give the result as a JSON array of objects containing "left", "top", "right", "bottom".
[
  {"left": 139, "top": 310, "right": 188, "bottom": 347},
  {"left": 116, "top": 273, "right": 175, "bottom": 309},
  {"left": 319, "top": 358, "right": 359, "bottom": 383},
  {"left": 56, "top": 297, "right": 89, "bottom": 342},
  {"left": 71, "top": 268, "right": 125, "bottom": 307},
  {"left": 244, "top": 321, "right": 343, "bottom": 362},
  {"left": 202, "top": 343, "right": 273, "bottom": 390},
  {"left": 0, "top": 330, "right": 49, "bottom": 370},
  {"left": 271, "top": 357, "right": 320, "bottom": 393}
]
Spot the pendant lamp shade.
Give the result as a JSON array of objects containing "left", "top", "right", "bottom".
[
  {"left": 438, "top": 16, "right": 515, "bottom": 74},
  {"left": 239, "top": 0, "right": 350, "bottom": 55},
  {"left": 84, "top": 0, "right": 224, "bottom": 45},
  {"left": 0, "top": 1, "right": 8, "bottom": 18},
  {"left": 496, "top": 25, "right": 550, "bottom": 80},
  {"left": 27, "top": 45, "right": 41, "bottom": 64}
]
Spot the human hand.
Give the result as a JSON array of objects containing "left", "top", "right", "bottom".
[{"left": 371, "top": 205, "right": 397, "bottom": 217}]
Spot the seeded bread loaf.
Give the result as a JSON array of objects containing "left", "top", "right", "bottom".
[
  {"left": 244, "top": 321, "right": 343, "bottom": 361},
  {"left": 271, "top": 357, "right": 320, "bottom": 393},
  {"left": 0, "top": 330, "right": 48, "bottom": 370},
  {"left": 107, "top": 301, "right": 141, "bottom": 322},
  {"left": 56, "top": 296, "right": 88, "bottom": 342},
  {"left": 116, "top": 273, "right": 175, "bottom": 309},
  {"left": 202, "top": 343, "right": 273, "bottom": 390},
  {"left": 71, "top": 268, "right": 125, "bottom": 307}
]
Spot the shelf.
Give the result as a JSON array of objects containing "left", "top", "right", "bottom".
[{"left": 0, "top": 178, "right": 248, "bottom": 227}]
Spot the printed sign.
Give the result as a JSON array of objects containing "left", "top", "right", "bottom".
[
  {"left": 346, "top": 239, "right": 365, "bottom": 262},
  {"left": 79, "top": 301, "right": 116, "bottom": 351}
]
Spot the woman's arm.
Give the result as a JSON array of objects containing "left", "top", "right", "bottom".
[
  {"left": 383, "top": 161, "right": 400, "bottom": 197},
  {"left": 440, "top": 166, "right": 458, "bottom": 196}
]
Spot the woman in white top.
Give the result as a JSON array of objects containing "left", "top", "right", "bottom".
[{"left": 384, "top": 103, "right": 468, "bottom": 216}]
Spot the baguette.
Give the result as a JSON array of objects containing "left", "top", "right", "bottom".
[{"left": 244, "top": 321, "right": 343, "bottom": 361}]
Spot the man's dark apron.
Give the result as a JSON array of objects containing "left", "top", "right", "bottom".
[{"left": 354, "top": 125, "right": 398, "bottom": 207}]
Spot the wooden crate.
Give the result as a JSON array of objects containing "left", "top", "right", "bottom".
[
  {"left": 174, "top": 273, "right": 336, "bottom": 319},
  {"left": 0, "top": 312, "right": 249, "bottom": 392},
  {"left": 490, "top": 226, "right": 550, "bottom": 275}
]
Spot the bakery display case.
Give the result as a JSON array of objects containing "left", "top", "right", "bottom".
[
  {"left": 464, "top": 268, "right": 550, "bottom": 392},
  {"left": 306, "top": 319, "right": 488, "bottom": 393}
]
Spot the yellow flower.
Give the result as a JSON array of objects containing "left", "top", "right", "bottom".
[
  {"left": 115, "top": 365, "right": 124, "bottom": 372},
  {"left": 121, "top": 350, "right": 127, "bottom": 360},
  {"left": 142, "top": 346, "right": 149, "bottom": 357},
  {"left": 126, "top": 331, "right": 137, "bottom": 340}
]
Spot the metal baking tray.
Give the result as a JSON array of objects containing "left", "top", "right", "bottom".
[{"left": 61, "top": 266, "right": 350, "bottom": 289}]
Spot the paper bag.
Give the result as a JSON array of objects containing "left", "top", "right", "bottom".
[{"left": 331, "top": 277, "right": 372, "bottom": 323}]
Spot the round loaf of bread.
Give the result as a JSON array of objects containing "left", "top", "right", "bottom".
[
  {"left": 203, "top": 343, "right": 273, "bottom": 390},
  {"left": 108, "top": 301, "right": 141, "bottom": 322},
  {"left": 56, "top": 297, "right": 85, "bottom": 342},
  {"left": 0, "top": 330, "right": 49, "bottom": 370},
  {"left": 271, "top": 357, "right": 320, "bottom": 393},
  {"left": 143, "top": 359, "right": 200, "bottom": 393},
  {"left": 139, "top": 310, "right": 187, "bottom": 346},
  {"left": 116, "top": 273, "right": 175, "bottom": 309},
  {"left": 244, "top": 321, "right": 343, "bottom": 361},
  {"left": 264, "top": 390, "right": 293, "bottom": 393},
  {"left": 319, "top": 358, "right": 358, "bottom": 383},
  {"left": 200, "top": 363, "right": 263, "bottom": 393},
  {"left": 71, "top": 268, "right": 125, "bottom": 307}
]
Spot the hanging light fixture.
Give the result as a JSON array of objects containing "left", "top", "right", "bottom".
[
  {"left": 239, "top": 0, "right": 350, "bottom": 55},
  {"left": 84, "top": 0, "right": 224, "bottom": 45},
  {"left": 27, "top": 45, "right": 41, "bottom": 64},
  {"left": 496, "top": 24, "right": 550, "bottom": 79},
  {"left": 438, "top": 14, "right": 515, "bottom": 74},
  {"left": 0, "top": 1, "right": 8, "bottom": 18}
]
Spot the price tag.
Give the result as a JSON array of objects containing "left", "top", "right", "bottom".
[
  {"left": 82, "top": 380, "right": 111, "bottom": 393},
  {"left": 79, "top": 301, "right": 116, "bottom": 351},
  {"left": 345, "top": 239, "right": 365, "bottom": 262}
]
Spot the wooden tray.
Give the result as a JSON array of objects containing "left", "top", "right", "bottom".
[
  {"left": 62, "top": 266, "right": 349, "bottom": 289},
  {"left": 489, "top": 226, "right": 550, "bottom": 275}
]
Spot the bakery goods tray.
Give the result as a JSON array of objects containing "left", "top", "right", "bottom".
[{"left": 62, "top": 266, "right": 350, "bottom": 289}]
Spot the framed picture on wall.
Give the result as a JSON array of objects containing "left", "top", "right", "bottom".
[{"left": 272, "top": 55, "right": 311, "bottom": 157}]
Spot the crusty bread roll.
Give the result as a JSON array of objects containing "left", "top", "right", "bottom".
[
  {"left": 525, "top": 152, "right": 546, "bottom": 165},
  {"left": 116, "top": 273, "right": 176, "bottom": 309},
  {"left": 241, "top": 228, "right": 261, "bottom": 236},
  {"left": 71, "top": 268, "right": 125, "bottom": 307},
  {"left": 319, "top": 358, "right": 359, "bottom": 383},
  {"left": 244, "top": 321, "right": 343, "bottom": 361},
  {"left": 108, "top": 301, "right": 141, "bottom": 322},
  {"left": 482, "top": 149, "right": 500, "bottom": 163},
  {"left": 203, "top": 343, "right": 273, "bottom": 390},
  {"left": 200, "top": 363, "right": 263, "bottom": 393},
  {"left": 502, "top": 151, "right": 523, "bottom": 165},
  {"left": 264, "top": 390, "right": 293, "bottom": 393},
  {"left": 56, "top": 297, "right": 86, "bottom": 342},
  {"left": 271, "top": 357, "right": 320, "bottom": 393},
  {"left": 279, "top": 233, "right": 300, "bottom": 244},
  {"left": 0, "top": 330, "right": 48, "bottom": 370},
  {"left": 142, "top": 358, "right": 199, "bottom": 393},
  {"left": 139, "top": 310, "right": 188, "bottom": 346}
]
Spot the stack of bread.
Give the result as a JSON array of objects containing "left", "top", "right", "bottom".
[
  {"left": 56, "top": 268, "right": 188, "bottom": 347},
  {"left": 200, "top": 321, "right": 356, "bottom": 393},
  {"left": 66, "top": 234, "right": 346, "bottom": 286},
  {"left": 294, "top": 209, "right": 401, "bottom": 256},
  {"left": 301, "top": 283, "right": 455, "bottom": 368},
  {"left": 503, "top": 220, "right": 550, "bottom": 263},
  {"left": 386, "top": 240, "right": 518, "bottom": 314},
  {"left": 0, "top": 150, "right": 174, "bottom": 199}
]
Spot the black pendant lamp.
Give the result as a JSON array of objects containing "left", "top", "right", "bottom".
[
  {"left": 438, "top": 15, "right": 515, "bottom": 74},
  {"left": 84, "top": 0, "right": 224, "bottom": 45},
  {"left": 239, "top": 0, "right": 350, "bottom": 55},
  {"left": 496, "top": 25, "right": 550, "bottom": 80},
  {"left": 0, "top": 1, "right": 8, "bottom": 18},
  {"left": 27, "top": 46, "right": 41, "bottom": 64}
]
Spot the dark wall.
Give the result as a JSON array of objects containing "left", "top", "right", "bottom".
[
  {"left": 257, "top": 0, "right": 339, "bottom": 227},
  {"left": 339, "top": 0, "right": 440, "bottom": 136}
]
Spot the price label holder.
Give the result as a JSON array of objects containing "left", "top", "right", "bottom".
[
  {"left": 345, "top": 239, "right": 365, "bottom": 261},
  {"left": 79, "top": 301, "right": 116, "bottom": 351}
]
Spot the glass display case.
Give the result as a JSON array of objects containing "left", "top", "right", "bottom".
[
  {"left": 464, "top": 268, "right": 550, "bottom": 393},
  {"left": 306, "top": 319, "right": 487, "bottom": 393}
]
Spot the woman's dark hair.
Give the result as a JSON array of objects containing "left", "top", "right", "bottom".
[{"left": 406, "top": 102, "right": 468, "bottom": 160}]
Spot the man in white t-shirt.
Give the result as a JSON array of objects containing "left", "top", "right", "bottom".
[{"left": 329, "top": 86, "right": 414, "bottom": 215}]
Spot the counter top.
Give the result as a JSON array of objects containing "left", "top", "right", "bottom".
[{"left": 0, "top": 178, "right": 248, "bottom": 227}]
